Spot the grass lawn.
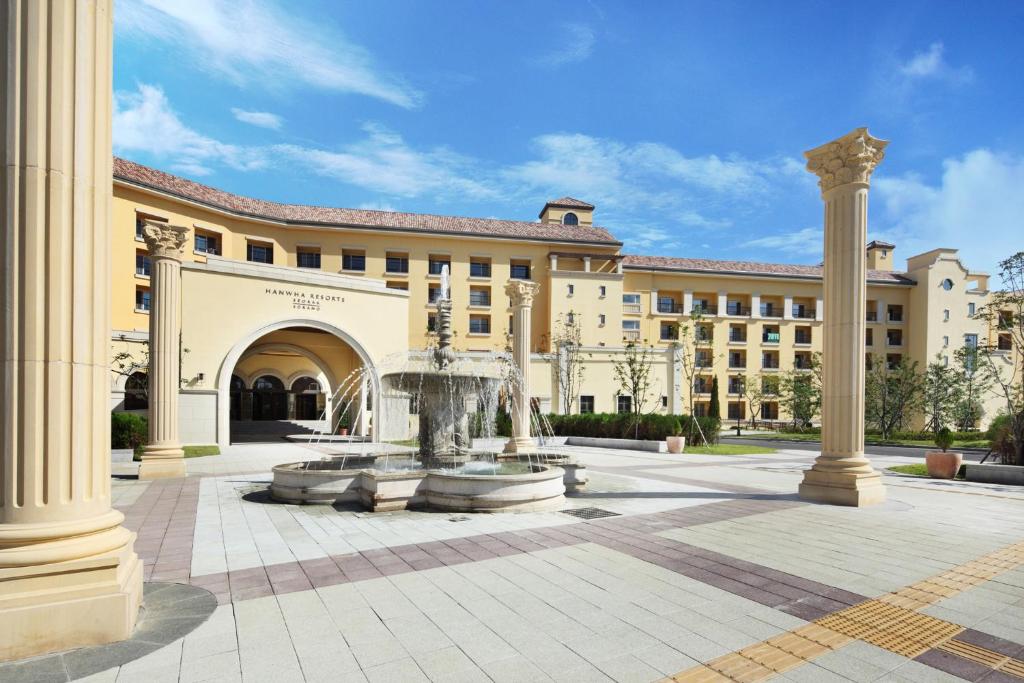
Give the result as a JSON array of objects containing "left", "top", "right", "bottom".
[
  {"left": 684, "top": 444, "right": 777, "bottom": 456},
  {"left": 133, "top": 445, "right": 220, "bottom": 461},
  {"left": 741, "top": 433, "right": 990, "bottom": 449},
  {"left": 887, "top": 463, "right": 966, "bottom": 480}
]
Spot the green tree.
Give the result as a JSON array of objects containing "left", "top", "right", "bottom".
[
  {"left": 951, "top": 344, "right": 994, "bottom": 431},
  {"left": 613, "top": 342, "right": 657, "bottom": 436},
  {"left": 865, "top": 355, "right": 925, "bottom": 439},
  {"left": 709, "top": 375, "right": 721, "bottom": 419},
  {"left": 552, "top": 311, "right": 588, "bottom": 414},
  {"left": 923, "top": 354, "right": 958, "bottom": 433},
  {"left": 975, "top": 251, "right": 1024, "bottom": 465},
  {"left": 779, "top": 352, "right": 822, "bottom": 429}
]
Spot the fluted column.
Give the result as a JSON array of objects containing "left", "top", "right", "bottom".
[
  {"left": 139, "top": 221, "right": 188, "bottom": 479},
  {"left": 798, "top": 128, "right": 888, "bottom": 507},
  {"left": 0, "top": 0, "right": 143, "bottom": 660},
  {"left": 504, "top": 280, "right": 540, "bottom": 453}
]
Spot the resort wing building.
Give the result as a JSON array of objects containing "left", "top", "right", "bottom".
[{"left": 111, "top": 158, "right": 1006, "bottom": 444}]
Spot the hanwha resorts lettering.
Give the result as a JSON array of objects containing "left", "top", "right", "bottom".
[{"left": 265, "top": 288, "right": 345, "bottom": 312}]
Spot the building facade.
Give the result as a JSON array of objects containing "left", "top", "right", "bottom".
[{"left": 110, "top": 158, "right": 1007, "bottom": 444}]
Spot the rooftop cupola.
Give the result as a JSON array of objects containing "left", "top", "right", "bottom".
[
  {"left": 866, "top": 240, "right": 895, "bottom": 271},
  {"left": 539, "top": 197, "right": 594, "bottom": 226}
]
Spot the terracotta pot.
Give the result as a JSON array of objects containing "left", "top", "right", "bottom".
[
  {"left": 925, "top": 450, "right": 962, "bottom": 479},
  {"left": 339, "top": 428, "right": 349, "bottom": 436},
  {"left": 666, "top": 436, "right": 686, "bottom": 454}
]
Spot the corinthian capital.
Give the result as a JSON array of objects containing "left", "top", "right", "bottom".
[
  {"left": 804, "top": 127, "right": 888, "bottom": 194},
  {"left": 505, "top": 280, "right": 540, "bottom": 307},
  {"left": 141, "top": 220, "right": 189, "bottom": 260}
]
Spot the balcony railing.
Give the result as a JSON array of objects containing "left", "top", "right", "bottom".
[
  {"left": 759, "top": 307, "right": 783, "bottom": 318},
  {"left": 695, "top": 335, "right": 714, "bottom": 344},
  {"left": 794, "top": 335, "right": 812, "bottom": 345},
  {"left": 762, "top": 332, "right": 780, "bottom": 343},
  {"left": 866, "top": 311, "right": 878, "bottom": 322},
  {"left": 792, "top": 309, "right": 816, "bottom": 320},
  {"left": 729, "top": 335, "right": 747, "bottom": 343},
  {"left": 691, "top": 305, "right": 717, "bottom": 316},
  {"left": 657, "top": 303, "right": 684, "bottom": 314},
  {"left": 998, "top": 336, "right": 1012, "bottom": 351},
  {"left": 622, "top": 329, "right": 640, "bottom": 341},
  {"left": 622, "top": 303, "right": 641, "bottom": 314},
  {"left": 762, "top": 360, "right": 780, "bottom": 369},
  {"left": 888, "top": 310, "right": 904, "bottom": 322},
  {"left": 726, "top": 305, "right": 751, "bottom": 316}
]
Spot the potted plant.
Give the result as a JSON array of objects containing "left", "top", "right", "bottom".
[
  {"left": 666, "top": 418, "right": 686, "bottom": 454},
  {"left": 925, "top": 427, "right": 962, "bottom": 479},
  {"left": 338, "top": 414, "right": 350, "bottom": 437}
]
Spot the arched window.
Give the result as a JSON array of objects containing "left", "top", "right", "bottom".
[
  {"left": 562, "top": 212, "right": 579, "bottom": 226},
  {"left": 230, "top": 374, "right": 246, "bottom": 391},
  {"left": 252, "top": 375, "right": 284, "bottom": 392},
  {"left": 291, "top": 376, "right": 321, "bottom": 393},
  {"left": 124, "top": 372, "right": 148, "bottom": 410}
]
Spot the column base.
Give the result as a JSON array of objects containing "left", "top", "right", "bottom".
[
  {"left": 503, "top": 436, "right": 536, "bottom": 454},
  {"left": 798, "top": 468, "right": 886, "bottom": 507},
  {"left": 138, "top": 444, "right": 186, "bottom": 480},
  {"left": 0, "top": 542, "right": 143, "bottom": 662}
]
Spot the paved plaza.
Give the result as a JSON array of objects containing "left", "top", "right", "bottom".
[{"left": 3, "top": 443, "right": 1023, "bottom": 683}]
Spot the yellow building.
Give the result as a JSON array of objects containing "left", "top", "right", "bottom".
[{"left": 110, "top": 158, "right": 1004, "bottom": 444}]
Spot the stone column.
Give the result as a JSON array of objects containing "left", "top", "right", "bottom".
[
  {"left": 0, "top": 0, "right": 143, "bottom": 660},
  {"left": 504, "top": 280, "right": 541, "bottom": 453},
  {"left": 139, "top": 221, "right": 189, "bottom": 479},
  {"left": 799, "top": 128, "right": 888, "bottom": 507}
]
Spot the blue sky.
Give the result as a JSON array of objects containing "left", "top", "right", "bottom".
[{"left": 114, "top": 0, "right": 1024, "bottom": 282}]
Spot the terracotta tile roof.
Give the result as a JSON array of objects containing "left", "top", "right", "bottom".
[
  {"left": 544, "top": 196, "right": 594, "bottom": 209},
  {"left": 621, "top": 254, "right": 914, "bottom": 284},
  {"left": 113, "top": 157, "right": 620, "bottom": 246}
]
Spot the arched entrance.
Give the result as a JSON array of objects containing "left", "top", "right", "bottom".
[{"left": 216, "top": 319, "right": 380, "bottom": 447}]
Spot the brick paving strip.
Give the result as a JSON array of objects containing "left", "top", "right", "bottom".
[{"left": 671, "top": 539, "right": 1024, "bottom": 682}]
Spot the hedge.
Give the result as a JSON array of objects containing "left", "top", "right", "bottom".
[
  {"left": 544, "top": 413, "right": 720, "bottom": 444},
  {"left": 111, "top": 412, "right": 147, "bottom": 450}
]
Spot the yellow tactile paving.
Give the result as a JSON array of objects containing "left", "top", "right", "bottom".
[{"left": 668, "top": 539, "right": 1024, "bottom": 681}]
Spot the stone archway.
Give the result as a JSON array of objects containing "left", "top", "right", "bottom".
[{"left": 215, "top": 319, "right": 380, "bottom": 448}]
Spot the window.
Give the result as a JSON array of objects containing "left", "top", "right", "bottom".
[
  {"left": 944, "top": 309, "right": 950, "bottom": 321},
  {"left": 622, "top": 293, "right": 641, "bottom": 305},
  {"left": 943, "top": 335, "right": 949, "bottom": 347},
  {"left": 760, "top": 302, "right": 775, "bottom": 317},
  {"left": 567, "top": 284, "right": 575, "bottom": 296},
  {"left": 428, "top": 256, "right": 450, "bottom": 275},
  {"left": 567, "top": 312, "right": 575, "bottom": 325},
  {"left": 887, "top": 329, "right": 903, "bottom": 346},
  {"left": 427, "top": 314, "right": 437, "bottom": 333},
  {"left": 194, "top": 231, "right": 219, "bottom": 255},
  {"left": 342, "top": 250, "right": 366, "bottom": 271},
  {"left": 135, "top": 252, "right": 151, "bottom": 277},
  {"left": 622, "top": 319, "right": 640, "bottom": 331},
  {"left": 579, "top": 395, "right": 595, "bottom": 414},
  {"left": 661, "top": 396, "right": 668, "bottom": 408},
  {"left": 247, "top": 242, "right": 273, "bottom": 264},
  {"left": 135, "top": 217, "right": 145, "bottom": 239},
  {"left": 866, "top": 328, "right": 873, "bottom": 346},
  {"left": 660, "top": 322, "right": 677, "bottom": 341},
  {"left": 297, "top": 250, "right": 321, "bottom": 269},
  {"left": 469, "top": 288, "right": 490, "bottom": 306},
  {"left": 599, "top": 286, "right": 607, "bottom": 298},
  {"left": 943, "top": 355, "right": 949, "bottom": 367},
  {"left": 124, "top": 371, "right": 148, "bottom": 410},
  {"left": 385, "top": 253, "right": 409, "bottom": 273},
  {"left": 658, "top": 296, "right": 677, "bottom": 313},
  {"left": 510, "top": 262, "right": 531, "bottom": 279},
  {"left": 135, "top": 287, "right": 151, "bottom": 312},
  {"left": 562, "top": 212, "right": 579, "bottom": 226},
  {"left": 968, "top": 302, "right": 976, "bottom": 317},
  {"left": 469, "top": 316, "right": 490, "bottom": 334},
  {"left": 617, "top": 395, "right": 632, "bottom": 414},
  {"left": 965, "top": 334, "right": 978, "bottom": 348},
  {"left": 888, "top": 305, "right": 903, "bottom": 322},
  {"left": 728, "top": 376, "right": 745, "bottom": 394},
  {"left": 942, "top": 278, "right": 954, "bottom": 291},
  {"left": 598, "top": 314, "right": 606, "bottom": 326},
  {"left": 693, "top": 403, "right": 707, "bottom": 417},
  {"left": 469, "top": 259, "right": 491, "bottom": 277},
  {"left": 727, "top": 402, "right": 744, "bottom": 420},
  {"left": 428, "top": 287, "right": 441, "bottom": 304},
  {"left": 386, "top": 281, "right": 408, "bottom": 291}
]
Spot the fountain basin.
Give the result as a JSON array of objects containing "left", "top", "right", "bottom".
[{"left": 269, "top": 460, "right": 566, "bottom": 512}]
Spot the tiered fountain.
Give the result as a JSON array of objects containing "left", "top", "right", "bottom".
[{"left": 270, "top": 267, "right": 586, "bottom": 512}]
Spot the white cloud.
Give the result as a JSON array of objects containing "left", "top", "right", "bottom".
[
  {"left": 117, "top": 0, "right": 421, "bottom": 108},
  {"left": 274, "top": 123, "right": 497, "bottom": 199},
  {"left": 898, "top": 42, "right": 974, "bottom": 85},
  {"left": 874, "top": 149, "right": 1024, "bottom": 287},
  {"left": 745, "top": 228, "right": 823, "bottom": 258},
  {"left": 532, "top": 23, "right": 596, "bottom": 67},
  {"left": 113, "top": 84, "right": 266, "bottom": 175},
  {"left": 231, "top": 108, "right": 283, "bottom": 130}
]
